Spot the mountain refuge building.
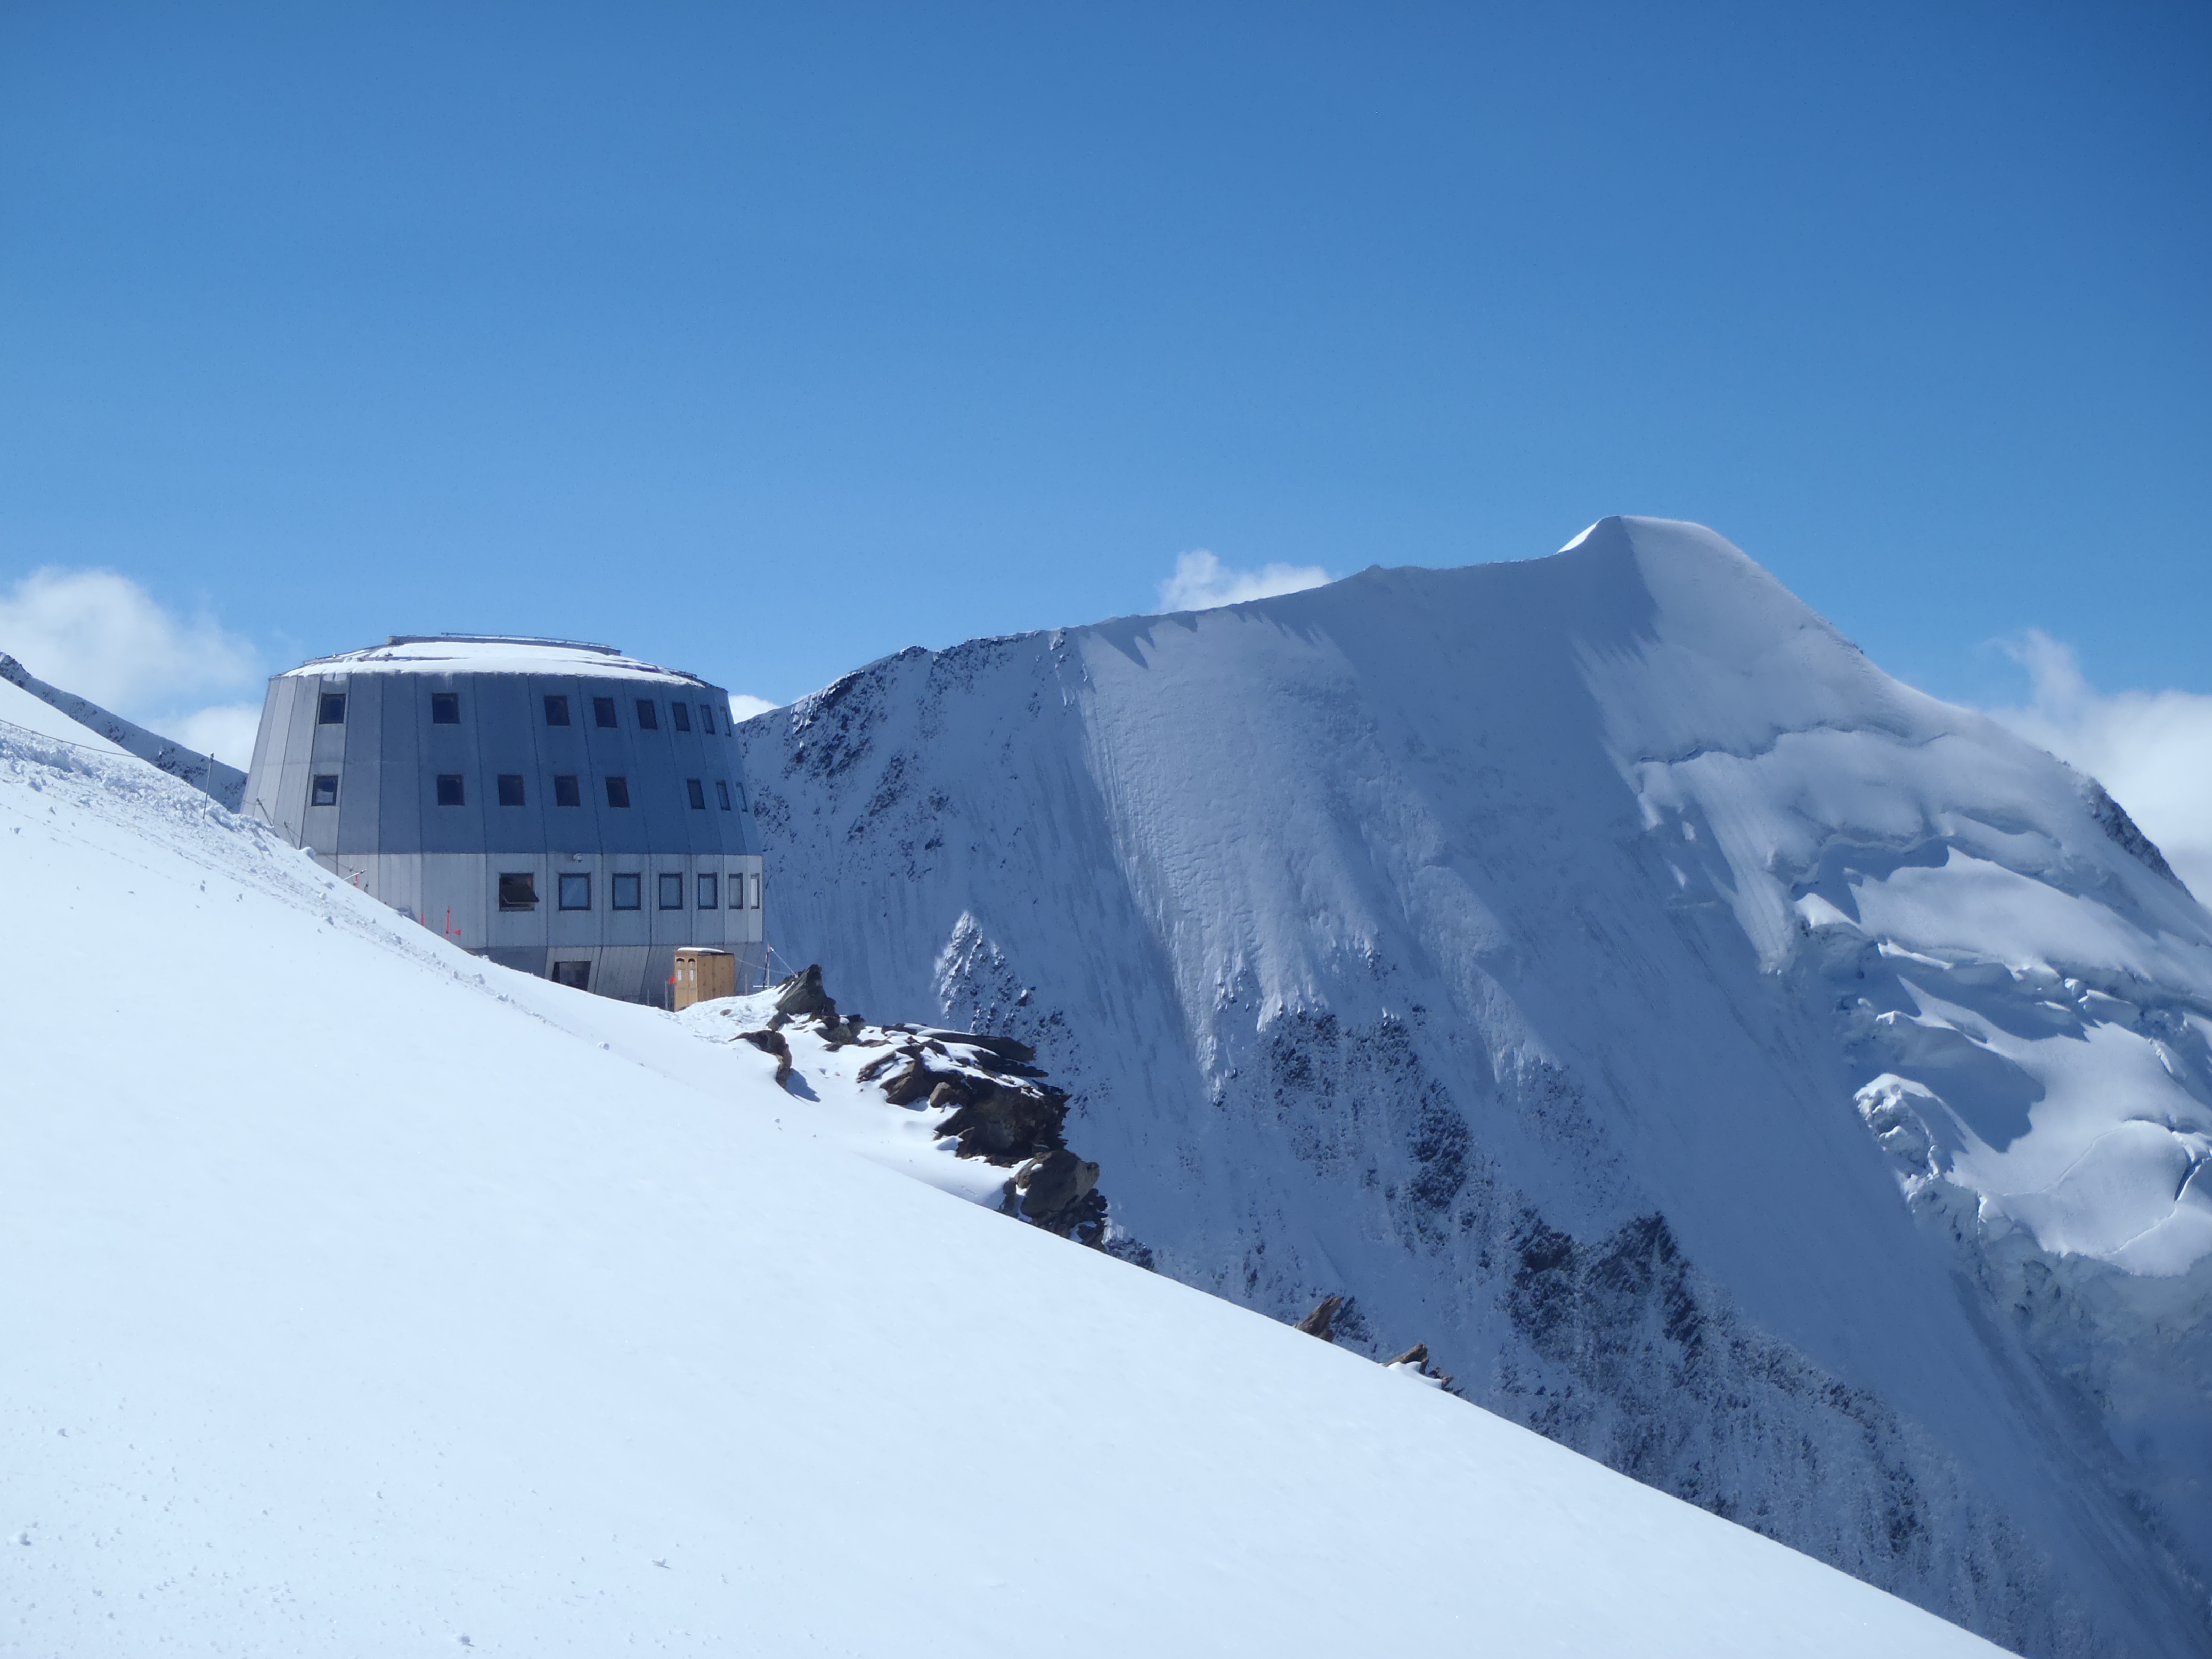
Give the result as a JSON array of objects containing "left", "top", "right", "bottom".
[{"left": 242, "top": 635, "right": 764, "bottom": 1001}]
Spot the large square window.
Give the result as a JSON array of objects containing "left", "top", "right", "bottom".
[
  {"left": 686, "top": 778, "right": 706, "bottom": 810},
  {"left": 318, "top": 693, "right": 346, "bottom": 725},
  {"left": 436, "top": 774, "right": 465, "bottom": 806},
  {"left": 553, "top": 774, "right": 581, "bottom": 808},
  {"left": 697, "top": 873, "right": 718, "bottom": 908},
  {"left": 605, "top": 775, "right": 631, "bottom": 809},
  {"left": 611, "top": 872, "right": 641, "bottom": 910},
  {"left": 715, "top": 780, "right": 731, "bottom": 810},
  {"left": 498, "top": 872, "right": 538, "bottom": 911},
  {"left": 431, "top": 692, "right": 460, "bottom": 724},
  {"left": 593, "top": 696, "right": 618, "bottom": 728},
  {"left": 497, "top": 774, "right": 526, "bottom": 807},
  {"left": 658, "top": 873, "right": 684, "bottom": 910},
  {"left": 311, "top": 774, "right": 338, "bottom": 806},
  {"left": 700, "top": 704, "right": 717, "bottom": 736},
  {"left": 635, "top": 699, "right": 658, "bottom": 730},
  {"left": 551, "top": 960, "right": 590, "bottom": 989},
  {"left": 558, "top": 873, "right": 591, "bottom": 910},
  {"left": 671, "top": 701, "right": 692, "bottom": 733},
  {"left": 543, "top": 694, "right": 571, "bottom": 727}
]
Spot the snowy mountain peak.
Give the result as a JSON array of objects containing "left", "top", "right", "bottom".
[{"left": 742, "top": 518, "right": 2212, "bottom": 1657}]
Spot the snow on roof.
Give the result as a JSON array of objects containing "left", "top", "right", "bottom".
[{"left": 281, "top": 635, "right": 713, "bottom": 688}]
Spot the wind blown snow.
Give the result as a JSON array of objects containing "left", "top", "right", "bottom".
[{"left": 1157, "top": 548, "right": 1331, "bottom": 612}]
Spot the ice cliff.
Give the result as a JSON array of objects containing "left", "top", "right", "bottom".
[{"left": 740, "top": 516, "right": 2212, "bottom": 1657}]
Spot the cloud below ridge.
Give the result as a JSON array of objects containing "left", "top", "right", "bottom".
[
  {"left": 1158, "top": 549, "right": 1332, "bottom": 613},
  {"left": 1985, "top": 629, "right": 2212, "bottom": 902}
]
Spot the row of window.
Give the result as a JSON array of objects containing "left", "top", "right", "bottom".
[
  {"left": 310, "top": 772, "right": 738, "bottom": 811},
  {"left": 317, "top": 691, "right": 728, "bottom": 736},
  {"left": 496, "top": 870, "right": 759, "bottom": 913}
]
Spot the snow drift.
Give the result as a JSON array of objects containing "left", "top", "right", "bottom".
[
  {"left": 739, "top": 516, "right": 2212, "bottom": 1657},
  {"left": 0, "top": 720, "right": 2003, "bottom": 1654}
]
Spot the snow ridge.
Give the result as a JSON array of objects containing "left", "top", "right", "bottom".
[{"left": 739, "top": 516, "right": 2212, "bottom": 1658}]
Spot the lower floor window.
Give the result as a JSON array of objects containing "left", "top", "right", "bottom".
[
  {"left": 697, "top": 872, "right": 717, "bottom": 908},
  {"left": 437, "top": 774, "right": 466, "bottom": 806},
  {"left": 311, "top": 774, "right": 338, "bottom": 806},
  {"left": 611, "top": 872, "right": 641, "bottom": 910},
  {"left": 551, "top": 960, "right": 590, "bottom": 989},
  {"left": 558, "top": 873, "right": 591, "bottom": 910},
  {"left": 658, "top": 872, "right": 684, "bottom": 910},
  {"left": 751, "top": 872, "right": 761, "bottom": 909},
  {"left": 497, "top": 872, "right": 538, "bottom": 910}
]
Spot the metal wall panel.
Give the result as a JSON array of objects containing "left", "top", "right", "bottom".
[
  {"left": 335, "top": 675, "right": 384, "bottom": 854},
  {"left": 378, "top": 674, "right": 425, "bottom": 856}
]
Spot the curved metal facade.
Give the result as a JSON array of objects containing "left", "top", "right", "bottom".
[{"left": 243, "top": 636, "right": 764, "bottom": 1002}]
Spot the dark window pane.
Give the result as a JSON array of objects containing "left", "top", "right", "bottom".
[
  {"left": 671, "top": 701, "right": 692, "bottom": 733},
  {"left": 551, "top": 959, "right": 590, "bottom": 989},
  {"left": 558, "top": 873, "right": 591, "bottom": 910},
  {"left": 497, "top": 872, "right": 538, "bottom": 910},
  {"left": 611, "top": 872, "right": 641, "bottom": 910},
  {"left": 658, "top": 873, "right": 685, "bottom": 910},
  {"left": 686, "top": 778, "right": 706, "bottom": 810},
  {"left": 635, "top": 699, "right": 658, "bottom": 730},
  {"left": 553, "top": 774, "right": 581, "bottom": 807},
  {"left": 605, "top": 775, "right": 630, "bottom": 808},
  {"left": 729, "top": 869, "right": 744, "bottom": 908},
  {"left": 700, "top": 704, "right": 717, "bottom": 735},
  {"left": 311, "top": 774, "right": 338, "bottom": 806},
  {"left": 715, "top": 780, "right": 731, "bottom": 810},
  {"left": 431, "top": 692, "right": 460, "bottom": 724},
  {"left": 593, "top": 696, "right": 618, "bottom": 728},
  {"left": 318, "top": 693, "right": 346, "bottom": 725},
  {"left": 436, "top": 774, "right": 465, "bottom": 806},
  {"left": 751, "top": 872, "right": 760, "bottom": 908},
  {"left": 698, "top": 873, "right": 717, "bottom": 908},
  {"left": 543, "top": 694, "right": 571, "bottom": 726},
  {"left": 497, "top": 774, "right": 525, "bottom": 807}
]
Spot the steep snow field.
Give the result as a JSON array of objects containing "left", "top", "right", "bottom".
[
  {"left": 0, "top": 723, "right": 2002, "bottom": 1655},
  {"left": 740, "top": 518, "right": 2212, "bottom": 1657}
]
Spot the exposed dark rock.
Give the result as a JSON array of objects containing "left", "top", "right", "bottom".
[
  {"left": 935, "top": 1081, "right": 1069, "bottom": 1163},
  {"left": 1386, "top": 1343, "right": 1429, "bottom": 1368},
  {"left": 736, "top": 1028, "right": 792, "bottom": 1084},
  {"left": 2083, "top": 778, "right": 2190, "bottom": 893},
  {"left": 1015, "top": 1149, "right": 1100, "bottom": 1233},
  {"left": 1295, "top": 1295, "right": 1344, "bottom": 1343},
  {"left": 774, "top": 963, "right": 840, "bottom": 1022}
]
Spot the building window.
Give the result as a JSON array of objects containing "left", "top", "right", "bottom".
[
  {"left": 686, "top": 777, "right": 706, "bottom": 810},
  {"left": 658, "top": 872, "right": 684, "bottom": 910},
  {"left": 697, "top": 872, "right": 718, "bottom": 908},
  {"left": 311, "top": 774, "right": 339, "bottom": 806},
  {"left": 498, "top": 872, "right": 538, "bottom": 911},
  {"left": 751, "top": 872, "right": 760, "bottom": 909},
  {"left": 551, "top": 960, "right": 590, "bottom": 989},
  {"left": 497, "top": 774, "right": 526, "bottom": 807},
  {"left": 553, "top": 774, "right": 581, "bottom": 807},
  {"left": 671, "top": 701, "right": 692, "bottom": 733},
  {"left": 436, "top": 774, "right": 465, "bottom": 806},
  {"left": 635, "top": 698, "right": 658, "bottom": 730},
  {"left": 700, "top": 704, "right": 717, "bottom": 735},
  {"left": 611, "top": 872, "right": 641, "bottom": 910},
  {"left": 319, "top": 693, "right": 346, "bottom": 725},
  {"left": 593, "top": 696, "right": 618, "bottom": 728},
  {"left": 605, "top": 775, "right": 630, "bottom": 809},
  {"left": 558, "top": 872, "right": 591, "bottom": 910},
  {"left": 729, "top": 870, "right": 744, "bottom": 908},
  {"left": 715, "top": 780, "right": 731, "bottom": 810},
  {"left": 544, "top": 694, "right": 571, "bottom": 727},
  {"left": 431, "top": 692, "right": 460, "bottom": 724}
]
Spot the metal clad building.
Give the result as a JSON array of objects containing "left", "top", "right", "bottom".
[{"left": 243, "top": 635, "right": 763, "bottom": 1001}]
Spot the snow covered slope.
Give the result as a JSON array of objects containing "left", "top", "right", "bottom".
[
  {"left": 0, "top": 721, "right": 2003, "bottom": 1655},
  {"left": 739, "top": 517, "right": 2212, "bottom": 1658}
]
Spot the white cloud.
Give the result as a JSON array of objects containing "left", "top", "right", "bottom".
[
  {"left": 727, "top": 694, "right": 782, "bottom": 724},
  {"left": 0, "top": 566, "right": 261, "bottom": 760},
  {"left": 1986, "top": 629, "right": 2212, "bottom": 901},
  {"left": 1157, "top": 549, "right": 1333, "bottom": 613}
]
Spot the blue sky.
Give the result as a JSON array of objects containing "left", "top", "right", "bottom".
[{"left": 2, "top": 2, "right": 2207, "bottom": 719}]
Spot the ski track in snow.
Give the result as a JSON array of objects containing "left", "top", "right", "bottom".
[
  {"left": 0, "top": 720, "right": 2008, "bottom": 1656},
  {"left": 740, "top": 516, "right": 2212, "bottom": 1659}
]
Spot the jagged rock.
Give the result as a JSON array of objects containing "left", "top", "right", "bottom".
[
  {"left": 773, "top": 963, "right": 839, "bottom": 1022},
  {"left": 1294, "top": 1295, "right": 1344, "bottom": 1343},
  {"left": 1385, "top": 1343, "right": 1429, "bottom": 1369},
  {"left": 1015, "top": 1148, "right": 1100, "bottom": 1231},
  {"left": 736, "top": 1028, "right": 793, "bottom": 1084},
  {"left": 853, "top": 1047, "right": 905, "bottom": 1084},
  {"left": 935, "top": 1082, "right": 1069, "bottom": 1163}
]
